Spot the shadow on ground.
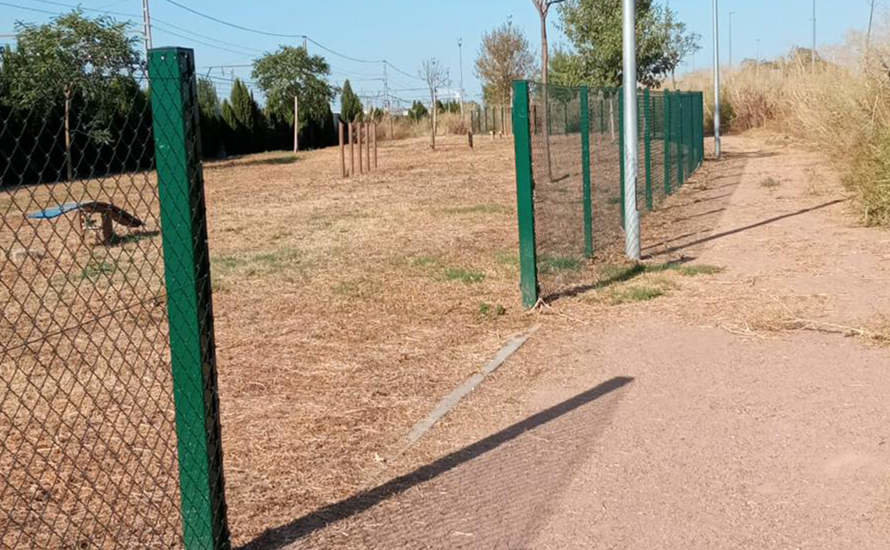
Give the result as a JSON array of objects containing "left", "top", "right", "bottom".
[{"left": 241, "top": 376, "right": 634, "bottom": 549}]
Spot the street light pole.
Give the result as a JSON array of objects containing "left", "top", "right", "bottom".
[
  {"left": 713, "top": 0, "right": 721, "bottom": 159},
  {"left": 458, "top": 38, "right": 464, "bottom": 117},
  {"left": 622, "top": 0, "right": 640, "bottom": 260},
  {"left": 141, "top": 0, "right": 153, "bottom": 57},
  {"left": 812, "top": 0, "right": 817, "bottom": 73}
]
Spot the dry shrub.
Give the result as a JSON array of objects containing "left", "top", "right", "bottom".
[
  {"left": 675, "top": 30, "right": 890, "bottom": 226},
  {"left": 379, "top": 112, "right": 470, "bottom": 142}
]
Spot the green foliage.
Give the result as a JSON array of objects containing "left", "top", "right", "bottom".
[
  {"left": 436, "top": 99, "right": 460, "bottom": 114},
  {"left": 549, "top": 46, "right": 586, "bottom": 87},
  {"left": 5, "top": 11, "right": 139, "bottom": 106},
  {"left": 340, "top": 79, "right": 363, "bottom": 122},
  {"left": 408, "top": 100, "right": 428, "bottom": 121},
  {"left": 252, "top": 46, "right": 335, "bottom": 128},
  {"left": 476, "top": 21, "right": 537, "bottom": 106},
  {"left": 557, "top": 0, "right": 699, "bottom": 87}
]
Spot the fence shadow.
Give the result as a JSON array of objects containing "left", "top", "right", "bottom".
[
  {"left": 645, "top": 198, "right": 848, "bottom": 259},
  {"left": 240, "top": 376, "right": 634, "bottom": 549}
]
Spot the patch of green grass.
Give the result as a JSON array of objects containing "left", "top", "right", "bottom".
[
  {"left": 443, "top": 267, "right": 486, "bottom": 284},
  {"left": 760, "top": 177, "right": 781, "bottom": 188},
  {"left": 213, "top": 247, "right": 302, "bottom": 278},
  {"left": 80, "top": 260, "right": 116, "bottom": 280},
  {"left": 609, "top": 285, "right": 664, "bottom": 305},
  {"left": 443, "top": 203, "right": 511, "bottom": 215},
  {"left": 673, "top": 264, "right": 724, "bottom": 277},
  {"left": 478, "top": 302, "right": 507, "bottom": 318},
  {"left": 411, "top": 255, "right": 440, "bottom": 267},
  {"left": 607, "top": 196, "right": 622, "bottom": 205},
  {"left": 495, "top": 251, "right": 519, "bottom": 267},
  {"left": 539, "top": 256, "right": 583, "bottom": 274}
]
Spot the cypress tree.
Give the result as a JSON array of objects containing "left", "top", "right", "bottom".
[{"left": 340, "top": 79, "right": 363, "bottom": 122}]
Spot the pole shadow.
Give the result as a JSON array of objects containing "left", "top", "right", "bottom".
[{"left": 240, "top": 376, "right": 634, "bottom": 549}]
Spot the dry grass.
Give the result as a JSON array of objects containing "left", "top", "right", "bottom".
[
  {"left": 1, "top": 134, "right": 539, "bottom": 546},
  {"left": 675, "top": 33, "right": 890, "bottom": 226}
]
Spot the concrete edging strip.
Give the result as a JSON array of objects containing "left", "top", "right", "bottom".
[{"left": 403, "top": 324, "right": 540, "bottom": 448}]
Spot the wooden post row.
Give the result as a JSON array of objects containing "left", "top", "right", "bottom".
[{"left": 339, "top": 121, "right": 346, "bottom": 178}]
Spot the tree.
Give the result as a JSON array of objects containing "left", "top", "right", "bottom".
[
  {"left": 221, "top": 79, "right": 265, "bottom": 155},
  {"left": 475, "top": 21, "right": 537, "bottom": 107},
  {"left": 531, "top": 0, "right": 567, "bottom": 180},
  {"left": 252, "top": 46, "right": 336, "bottom": 149},
  {"left": 4, "top": 11, "right": 140, "bottom": 180},
  {"left": 557, "top": 0, "right": 698, "bottom": 87},
  {"left": 408, "top": 100, "right": 428, "bottom": 121},
  {"left": 420, "top": 58, "right": 450, "bottom": 150},
  {"left": 549, "top": 45, "right": 586, "bottom": 87},
  {"left": 664, "top": 10, "right": 701, "bottom": 87},
  {"left": 340, "top": 79, "right": 363, "bottom": 122},
  {"left": 197, "top": 78, "right": 224, "bottom": 158}
]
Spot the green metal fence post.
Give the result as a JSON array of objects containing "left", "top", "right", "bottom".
[
  {"left": 512, "top": 80, "right": 538, "bottom": 308},
  {"left": 643, "top": 88, "right": 653, "bottom": 210},
  {"left": 148, "top": 47, "right": 230, "bottom": 550},
  {"left": 664, "top": 91, "right": 672, "bottom": 195},
  {"left": 699, "top": 92, "right": 705, "bottom": 167},
  {"left": 580, "top": 86, "right": 593, "bottom": 258},
  {"left": 677, "top": 93, "right": 685, "bottom": 187},
  {"left": 618, "top": 88, "right": 625, "bottom": 227}
]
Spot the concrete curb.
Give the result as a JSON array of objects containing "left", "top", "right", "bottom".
[{"left": 403, "top": 324, "right": 540, "bottom": 449}]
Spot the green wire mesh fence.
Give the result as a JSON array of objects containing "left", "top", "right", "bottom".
[
  {"left": 1, "top": 47, "right": 229, "bottom": 549},
  {"left": 512, "top": 81, "right": 705, "bottom": 307}
]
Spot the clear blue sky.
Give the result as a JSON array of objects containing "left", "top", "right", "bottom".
[{"left": 0, "top": 0, "right": 880, "bottom": 106}]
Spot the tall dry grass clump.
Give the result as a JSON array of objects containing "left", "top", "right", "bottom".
[
  {"left": 381, "top": 112, "right": 470, "bottom": 141},
  {"left": 675, "top": 33, "right": 890, "bottom": 226}
]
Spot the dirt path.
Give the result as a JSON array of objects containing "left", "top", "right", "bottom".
[{"left": 262, "top": 133, "right": 890, "bottom": 549}]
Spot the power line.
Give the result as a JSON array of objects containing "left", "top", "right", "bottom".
[{"left": 162, "top": 0, "right": 301, "bottom": 38}]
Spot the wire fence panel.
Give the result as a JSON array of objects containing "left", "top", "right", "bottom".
[
  {"left": 528, "top": 82, "right": 589, "bottom": 298},
  {"left": 0, "top": 65, "right": 184, "bottom": 547},
  {"left": 513, "top": 81, "right": 705, "bottom": 305}
]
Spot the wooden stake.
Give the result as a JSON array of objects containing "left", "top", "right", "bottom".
[
  {"left": 339, "top": 121, "right": 346, "bottom": 178},
  {"left": 365, "top": 122, "right": 371, "bottom": 170},
  {"left": 468, "top": 131, "right": 474, "bottom": 149},
  {"left": 373, "top": 123, "right": 378, "bottom": 169},
  {"left": 349, "top": 122, "right": 355, "bottom": 176},
  {"left": 358, "top": 121, "right": 364, "bottom": 174}
]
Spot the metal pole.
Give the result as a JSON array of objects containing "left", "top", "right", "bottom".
[
  {"left": 712, "top": 0, "right": 722, "bottom": 159},
  {"left": 622, "top": 0, "right": 640, "bottom": 260},
  {"left": 458, "top": 38, "right": 465, "bottom": 117},
  {"left": 867, "top": 0, "right": 876, "bottom": 60},
  {"left": 141, "top": 0, "right": 153, "bottom": 58},
  {"left": 812, "top": 0, "right": 817, "bottom": 73}
]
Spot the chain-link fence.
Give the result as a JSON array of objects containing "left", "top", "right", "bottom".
[
  {"left": 1, "top": 47, "right": 228, "bottom": 549},
  {"left": 512, "top": 81, "right": 704, "bottom": 306}
]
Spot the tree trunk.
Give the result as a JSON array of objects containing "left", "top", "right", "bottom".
[
  {"left": 431, "top": 90, "right": 437, "bottom": 150},
  {"left": 64, "top": 89, "right": 73, "bottom": 181},
  {"left": 540, "top": 10, "right": 553, "bottom": 181}
]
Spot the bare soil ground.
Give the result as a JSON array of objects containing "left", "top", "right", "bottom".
[
  {"left": 4, "top": 128, "right": 888, "bottom": 549},
  {"left": 268, "top": 133, "right": 890, "bottom": 549}
]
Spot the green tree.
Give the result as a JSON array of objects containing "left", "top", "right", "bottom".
[
  {"left": 252, "top": 46, "right": 335, "bottom": 149},
  {"left": 4, "top": 10, "right": 140, "bottom": 179},
  {"left": 549, "top": 46, "right": 586, "bottom": 87},
  {"left": 557, "top": 0, "right": 697, "bottom": 87},
  {"left": 197, "top": 77, "right": 224, "bottom": 157},
  {"left": 408, "top": 101, "right": 428, "bottom": 121},
  {"left": 475, "top": 21, "right": 537, "bottom": 107},
  {"left": 340, "top": 79, "right": 363, "bottom": 122}
]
